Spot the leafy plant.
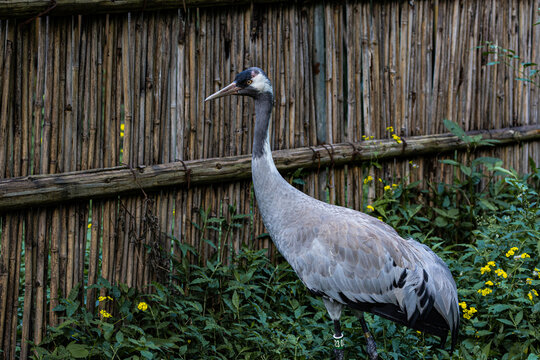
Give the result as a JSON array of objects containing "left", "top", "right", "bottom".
[
  {"left": 479, "top": 8, "right": 540, "bottom": 89},
  {"left": 33, "top": 121, "right": 539, "bottom": 359}
]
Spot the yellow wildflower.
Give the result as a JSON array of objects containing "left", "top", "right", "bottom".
[
  {"left": 520, "top": 253, "right": 531, "bottom": 259},
  {"left": 494, "top": 268, "right": 508, "bottom": 279},
  {"left": 366, "top": 205, "right": 375, "bottom": 212},
  {"left": 392, "top": 133, "right": 402, "bottom": 144},
  {"left": 462, "top": 307, "right": 477, "bottom": 320},
  {"left": 526, "top": 278, "right": 533, "bottom": 285},
  {"left": 88, "top": 223, "right": 92, "bottom": 229},
  {"left": 120, "top": 123, "right": 125, "bottom": 131},
  {"left": 137, "top": 302, "right": 148, "bottom": 311},
  {"left": 505, "top": 250, "right": 515, "bottom": 257},
  {"left": 458, "top": 301, "right": 467, "bottom": 309},
  {"left": 484, "top": 281, "right": 494, "bottom": 286},
  {"left": 487, "top": 261, "right": 496, "bottom": 267},
  {"left": 363, "top": 176, "right": 373, "bottom": 184},
  {"left": 378, "top": 178, "right": 383, "bottom": 182},
  {"left": 99, "top": 309, "right": 112, "bottom": 318},
  {"left": 392, "top": 184, "right": 398, "bottom": 188},
  {"left": 386, "top": 126, "right": 394, "bottom": 132},
  {"left": 477, "top": 288, "right": 492, "bottom": 296},
  {"left": 384, "top": 185, "right": 391, "bottom": 191},
  {"left": 480, "top": 265, "right": 491, "bottom": 275},
  {"left": 511, "top": 247, "right": 518, "bottom": 252},
  {"left": 528, "top": 290, "right": 538, "bottom": 302},
  {"left": 98, "top": 296, "right": 107, "bottom": 302}
]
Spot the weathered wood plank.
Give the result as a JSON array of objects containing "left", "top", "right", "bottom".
[
  {"left": 0, "top": 0, "right": 293, "bottom": 20},
  {"left": 0, "top": 125, "right": 538, "bottom": 211}
]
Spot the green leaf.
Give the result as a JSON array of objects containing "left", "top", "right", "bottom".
[
  {"left": 140, "top": 350, "right": 154, "bottom": 359},
  {"left": 479, "top": 198, "right": 497, "bottom": 211},
  {"left": 66, "top": 343, "right": 90, "bottom": 358},
  {"left": 440, "top": 159, "right": 461, "bottom": 166},
  {"left": 443, "top": 119, "right": 467, "bottom": 139},
  {"left": 116, "top": 331, "right": 125, "bottom": 344},
  {"left": 496, "top": 318, "right": 514, "bottom": 326},
  {"left": 514, "top": 310, "right": 523, "bottom": 325},
  {"left": 232, "top": 290, "right": 240, "bottom": 311},
  {"left": 434, "top": 216, "right": 448, "bottom": 227}
]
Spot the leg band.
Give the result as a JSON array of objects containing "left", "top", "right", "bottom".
[{"left": 333, "top": 334, "right": 344, "bottom": 350}]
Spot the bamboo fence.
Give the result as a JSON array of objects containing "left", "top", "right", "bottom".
[{"left": 0, "top": 0, "right": 539, "bottom": 357}]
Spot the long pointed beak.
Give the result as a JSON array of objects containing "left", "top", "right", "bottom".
[{"left": 205, "top": 82, "right": 240, "bottom": 101}]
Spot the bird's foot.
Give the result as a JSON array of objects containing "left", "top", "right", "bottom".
[
  {"left": 364, "top": 332, "right": 378, "bottom": 360},
  {"left": 333, "top": 334, "right": 345, "bottom": 360}
]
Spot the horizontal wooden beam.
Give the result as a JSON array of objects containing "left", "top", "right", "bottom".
[
  {"left": 0, "top": 125, "right": 538, "bottom": 211},
  {"left": 0, "top": 0, "right": 288, "bottom": 20}
]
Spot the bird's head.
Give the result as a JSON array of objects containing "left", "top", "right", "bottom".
[{"left": 205, "top": 67, "right": 273, "bottom": 101}]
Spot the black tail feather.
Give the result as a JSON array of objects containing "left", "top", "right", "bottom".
[{"left": 338, "top": 295, "right": 452, "bottom": 348}]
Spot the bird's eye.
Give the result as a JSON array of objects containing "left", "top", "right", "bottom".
[{"left": 246, "top": 80, "right": 252, "bottom": 85}]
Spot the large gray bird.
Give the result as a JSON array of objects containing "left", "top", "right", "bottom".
[{"left": 205, "top": 67, "right": 459, "bottom": 360}]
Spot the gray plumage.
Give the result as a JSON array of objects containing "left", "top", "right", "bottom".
[{"left": 206, "top": 67, "right": 460, "bottom": 352}]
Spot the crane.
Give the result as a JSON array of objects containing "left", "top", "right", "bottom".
[{"left": 205, "top": 67, "right": 459, "bottom": 360}]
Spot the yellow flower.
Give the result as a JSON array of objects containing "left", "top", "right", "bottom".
[
  {"left": 458, "top": 301, "right": 467, "bottom": 309},
  {"left": 520, "top": 253, "right": 531, "bottom": 259},
  {"left": 378, "top": 178, "right": 383, "bottom": 183},
  {"left": 480, "top": 265, "right": 491, "bottom": 275},
  {"left": 392, "top": 133, "right": 402, "bottom": 144},
  {"left": 384, "top": 185, "right": 391, "bottom": 191},
  {"left": 511, "top": 247, "right": 518, "bottom": 252},
  {"left": 98, "top": 296, "right": 107, "bottom": 302},
  {"left": 99, "top": 309, "right": 112, "bottom": 318},
  {"left": 386, "top": 126, "right": 394, "bottom": 132},
  {"left": 88, "top": 223, "right": 92, "bottom": 229},
  {"left": 484, "top": 281, "right": 494, "bottom": 286},
  {"left": 487, "top": 261, "right": 496, "bottom": 267},
  {"left": 494, "top": 268, "right": 508, "bottom": 279},
  {"left": 363, "top": 176, "right": 373, "bottom": 184},
  {"left": 120, "top": 123, "right": 125, "bottom": 131},
  {"left": 477, "top": 288, "right": 492, "bottom": 296},
  {"left": 526, "top": 278, "right": 533, "bottom": 285},
  {"left": 462, "top": 307, "right": 477, "bottom": 320},
  {"left": 392, "top": 184, "right": 398, "bottom": 188},
  {"left": 505, "top": 250, "right": 515, "bottom": 257},
  {"left": 366, "top": 205, "right": 375, "bottom": 212},
  {"left": 527, "top": 289, "right": 538, "bottom": 302},
  {"left": 137, "top": 302, "right": 148, "bottom": 311}
]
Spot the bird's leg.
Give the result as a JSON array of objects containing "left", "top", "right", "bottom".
[
  {"left": 333, "top": 319, "right": 345, "bottom": 360},
  {"left": 359, "top": 313, "right": 378, "bottom": 360}
]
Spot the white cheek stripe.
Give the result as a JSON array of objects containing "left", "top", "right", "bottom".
[{"left": 251, "top": 73, "right": 272, "bottom": 93}]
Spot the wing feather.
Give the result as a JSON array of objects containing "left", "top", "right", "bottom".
[{"left": 279, "top": 202, "right": 457, "bottom": 338}]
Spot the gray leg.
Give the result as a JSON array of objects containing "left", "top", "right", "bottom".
[
  {"left": 333, "top": 320, "right": 345, "bottom": 360},
  {"left": 323, "top": 298, "right": 345, "bottom": 360},
  {"left": 359, "top": 313, "right": 378, "bottom": 360}
]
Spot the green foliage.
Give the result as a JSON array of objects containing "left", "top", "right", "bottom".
[
  {"left": 479, "top": 8, "right": 540, "bottom": 89},
  {"left": 34, "top": 121, "right": 539, "bottom": 359}
]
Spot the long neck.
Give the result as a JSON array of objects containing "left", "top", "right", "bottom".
[
  {"left": 250, "top": 91, "right": 311, "bottom": 259},
  {"left": 252, "top": 92, "right": 274, "bottom": 158}
]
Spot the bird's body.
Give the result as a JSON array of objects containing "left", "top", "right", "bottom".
[{"left": 206, "top": 67, "right": 460, "bottom": 358}]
